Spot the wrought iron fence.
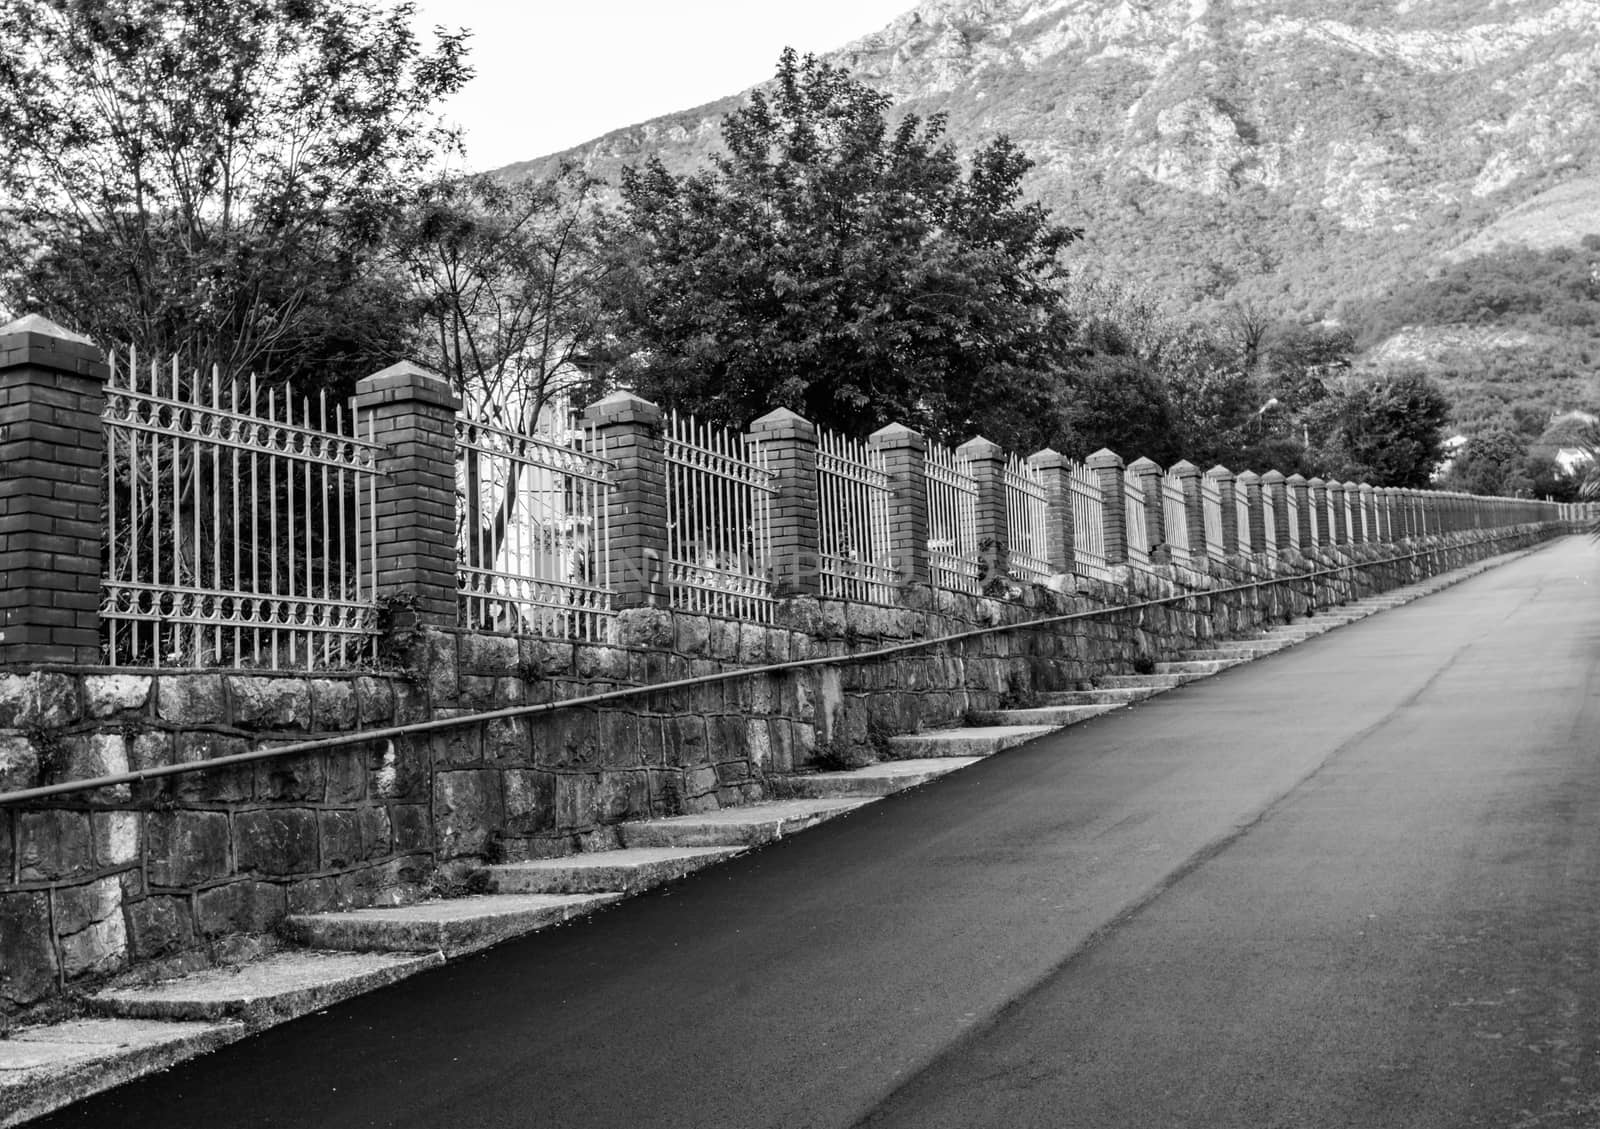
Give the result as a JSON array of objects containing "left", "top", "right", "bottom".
[
  {"left": 816, "top": 427, "right": 896, "bottom": 603},
  {"left": 1069, "top": 459, "right": 1112, "bottom": 582},
  {"left": 1124, "top": 467, "right": 1151, "bottom": 567},
  {"left": 1161, "top": 470, "right": 1192, "bottom": 566},
  {"left": 664, "top": 411, "right": 777, "bottom": 621},
  {"left": 456, "top": 406, "right": 613, "bottom": 640},
  {"left": 101, "top": 348, "right": 379, "bottom": 669},
  {"left": 1005, "top": 453, "right": 1053, "bottom": 584},
  {"left": 926, "top": 441, "right": 979, "bottom": 594},
  {"left": 1202, "top": 474, "right": 1227, "bottom": 562}
]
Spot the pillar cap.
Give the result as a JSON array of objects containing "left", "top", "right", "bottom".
[
  {"left": 581, "top": 389, "right": 662, "bottom": 426},
  {"left": 748, "top": 406, "right": 816, "bottom": 439},
  {"left": 1127, "top": 455, "right": 1163, "bottom": 474},
  {"left": 1261, "top": 469, "right": 1287, "bottom": 485},
  {"left": 355, "top": 360, "right": 460, "bottom": 410},
  {"left": 1205, "top": 465, "right": 1234, "bottom": 480},
  {"left": 0, "top": 313, "right": 106, "bottom": 377},
  {"left": 1308, "top": 477, "right": 1327, "bottom": 488},
  {"left": 1168, "top": 459, "right": 1200, "bottom": 477},
  {"left": 1235, "top": 469, "right": 1261, "bottom": 485},
  {"left": 1286, "top": 473, "right": 1308, "bottom": 486},
  {"left": 1028, "top": 447, "right": 1069, "bottom": 469},
  {"left": 868, "top": 422, "right": 926, "bottom": 449},
  {"left": 1086, "top": 448, "right": 1125, "bottom": 469},
  {"left": 956, "top": 435, "right": 1004, "bottom": 459}
]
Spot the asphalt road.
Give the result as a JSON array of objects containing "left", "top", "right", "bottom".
[{"left": 37, "top": 536, "right": 1600, "bottom": 1129}]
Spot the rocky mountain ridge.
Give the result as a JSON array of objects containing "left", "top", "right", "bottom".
[{"left": 496, "top": 0, "right": 1600, "bottom": 406}]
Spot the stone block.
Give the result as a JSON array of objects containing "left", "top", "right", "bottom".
[
  {"left": 737, "top": 623, "right": 767, "bottom": 663},
  {"left": 389, "top": 804, "right": 431, "bottom": 854},
  {"left": 17, "top": 810, "right": 93, "bottom": 881},
  {"left": 318, "top": 810, "right": 362, "bottom": 870},
  {"left": 713, "top": 715, "right": 749, "bottom": 759},
  {"left": 684, "top": 765, "right": 719, "bottom": 798},
  {"left": 287, "top": 876, "right": 343, "bottom": 916},
  {"left": 358, "top": 805, "right": 392, "bottom": 859},
  {"left": 195, "top": 880, "right": 287, "bottom": 937},
  {"left": 553, "top": 774, "right": 598, "bottom": 829},
  {"left": 155, "top": 674, "right": 225, "bottom": 726},
  {"left": 432, "top": 770, "right": 503, "bottom": 859},
  {"left": 254, "top": 751, "right": 325, "bottom": 802},
  {"left": 21, "top": 672, "right": 81, "bottom": 728},
  {"left": 146, "top": 810, "right": 232, "bottom": 888},
  {"left": 0, "top": 892, "right": 58, "bottom": 1005},
  {"left": 599, "top": 712, "right": 643, "bottom": 767},
  {"left": 0, "top": 808, "right": 10, "bottom": 880},
  {"left": 368, "top": 736, "right": 427, "bottom": 801},
  {"left": 460, "top": 631, "right": 519, "bottom": 675},
  {"left": 485, "top": 716, "right": 530, "bottom": 763},
  {"left": 311, "top": 679, "right": 358, "bottom": 731},
  {"left": 503, "top": 769, "right": 556, "bottom": 835},
  {"left": 324, "top": 747, "right": 366, "bottom": 804},
  {"left": 457, "top": 675, "right": 498, "bottom": 709},
  {"left": 83, "top": 674, "right": 153, "bottom": 719},
  {"left": 234, "top": 808, "right": 321, "bottom": 876},
  {"left": 65, "top": 732, "right": 129, "bottom": 797},
  {"left": 93, "top": 810, "right": 141, "bottom": 868},
  {"left": 423, "top": 630, "right": 459, "bottom": 704},
  {"left": 615, "top": 607, "right": 674, "bottom": 649},
  {"left": 55, "top": 877, "right": 128, "bottom": 978},
  {"left": 675, "top": 615, "right": 711, "bottom": 656},
  {"left": 666, "top": 716, "right": 707, "bottom": 765},
  {"left": 127, "top": 895, "right": 196, "bottom": 960},
  {"left": 0, "top": 734, "right": 39, "bottom": 791},
  {"left": 171, "top": 732, "right": 253, "bottom": 803},
  {"left": 354, "top": 676, "right": 396, "bottom": 726},
  {"left": 747, "top": 719, "right": 773, "bottom": 769},
  {"left": 228, "top": 676, "right": 313, "bottom": 730},
  {"left": 126, "top": 729, "right": 173, "bottom": 773},
  {"left": 432, "top": 723, "right": 483, "bottom": 768}
]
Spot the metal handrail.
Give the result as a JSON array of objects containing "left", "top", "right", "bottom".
[{"left": 0, "top": 526, "right": 1558, "bottom": 806}]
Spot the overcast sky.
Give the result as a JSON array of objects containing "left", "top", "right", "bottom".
[{"left": 409, "top": 0, "right": 917, "bottom": 172}]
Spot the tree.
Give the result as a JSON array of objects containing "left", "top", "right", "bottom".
[
  {"left": 0, "top": 0, "right": 470, "bottom": 387},
  {"left": 392, "top": 165, "right": 619, "bottom": 577},
  {"left": 601, "top": 49, "right": 1081, "bottom": 446},
  {"left": 1446, "top": 427, "right": 1533, "bottom": 496},
  {"left": 1318, "top": 370, "right": 1451, "bottom": 487}
]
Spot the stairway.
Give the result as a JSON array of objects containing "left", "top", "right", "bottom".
[{"left": 2, "top": 554, "right": 1522, "bottom": 1126}]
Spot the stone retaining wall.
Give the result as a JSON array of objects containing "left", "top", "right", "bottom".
[{"left": 0, "top": 523, "right": 1562, "bottom": 1021}]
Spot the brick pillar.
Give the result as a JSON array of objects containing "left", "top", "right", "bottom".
[
  {"left": 353, "top": 362, "right": 461, "bottom": 625},
  {"left": 582, "top": 391, "right": 669, "bottom": 609},
  {"left": 1207, "top": 466, "right": 1239, "bottom": 555},
  {"left": 1329, "top": 480, "right": 1349, "bottom": 546},
  {"left": 1262, "top": 469, "right": 1290, "bottom": 551},
  {"left": 1359, "top": 484, "right": 1377, "bottom": 545},
  {"left": 869, "top": 423, "right": 930, "bottom": 587},
  {"left": 1027, "top": 448, "right": 1075, "bottom": 575},
  {"left": 1375, "top": 487, "right": 1394, "bottom": 545},
  {"left": 1308, "top": 478, "right": 1330, "bottom": 548},
  {"left": 1087, "top": 449, "right": 1128, "bottom": 565},
  {"left": 1343, "top": 481, "right": 1364, "bottom": 544},
  {"left": 1127, "top": 456, "right": 1166, "bottom": 555},
  {"left": 1287, "top": 474, "right": 1313, "bottom": 548},
  {"left": 1236, "top": 470, "right": 1264, "bottom": 554},
  {"left": 0, "top": 315, "right": 108, "bottom": 664},
  {"left": 748, "top": 408, "right": 819, "bottom": 597},
  {"left": 1169, "top": 460, "right": 1207, "bottom": 560},
  {"left": 958, "top": 436, "right": 1008, "bottom": 584}
]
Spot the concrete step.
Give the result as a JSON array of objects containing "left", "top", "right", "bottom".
[
  {"left": 885, "top": 724, "right": 1058, "bottom": 759},
  {"left": 1175, "top": 647, "right": 1281, "bottom": 661},
  {"left": 967, "top": 704, "right": 1120, "bottom": 727},
  {"left": 0, "top": 1018, "right": 243, "bottom": 1127},
  {"left": 484, "top": 846, "right": 746, "bottom": 895},
  {"left": 1096, "top": 673, "right": 1202, "bottom": 690},
  {"left": 1040, "top": 687, "right": 1161, "bottom": 706},
  {"left": 1154, "top": 659, "right": 1241, "bottom": 675},
  {"left": 280, "top": 893, "right": 622, "bottom": 958},
  {"left": 776, "top": 758, "right": 981, "bottom": 799},
  {"left": 91, "top": 950, "right": 443, "bottom": 1024},
  {"left": 618, "top": 798, "right": 872, "bottom": 850}
]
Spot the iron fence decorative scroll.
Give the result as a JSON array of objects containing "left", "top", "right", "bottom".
[
  {"left": 1202, "top": 474, "right": 1227, "bottom": 562},
  {"left": 1124, "top": 467, "right": 1151, "bottom": 567},
  {"left": 1161, "top": 470, "right": 1192, "bottom": 567},
  {"left": 1004, "top": 454, "right": 1053, "bottom": 585},
  {"left": 1068, "top": 459, "right": 1112, "bottom": 581},
  {"left": 816, "top": 427, "right": 896, "bottom": 603},
  {"left": 926, "top": 441, "right": 980, "bottom": 594},
  {"left": 664, "top": 411, "right": 777, "bottom": 621},
  {"left": 101, "top": 348, "right": 379, "bottom": 669},
  {"left": 456, "top": 408, "right": 614, "bottom": 640}
]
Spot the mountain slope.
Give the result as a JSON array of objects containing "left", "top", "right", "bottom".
[{"left": 497, "top": 0, "right": 1600, "bottom": 405}]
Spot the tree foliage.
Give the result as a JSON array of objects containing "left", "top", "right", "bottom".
[
  {"left": 0, "top": 0, "right": 470, "bottom": 386},
  {"left": 1316, "top": 370, "right": 1451, "bottom": 487},
  {"left": 602, "top": 49, "right": 1081, "bottom": 446}
]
